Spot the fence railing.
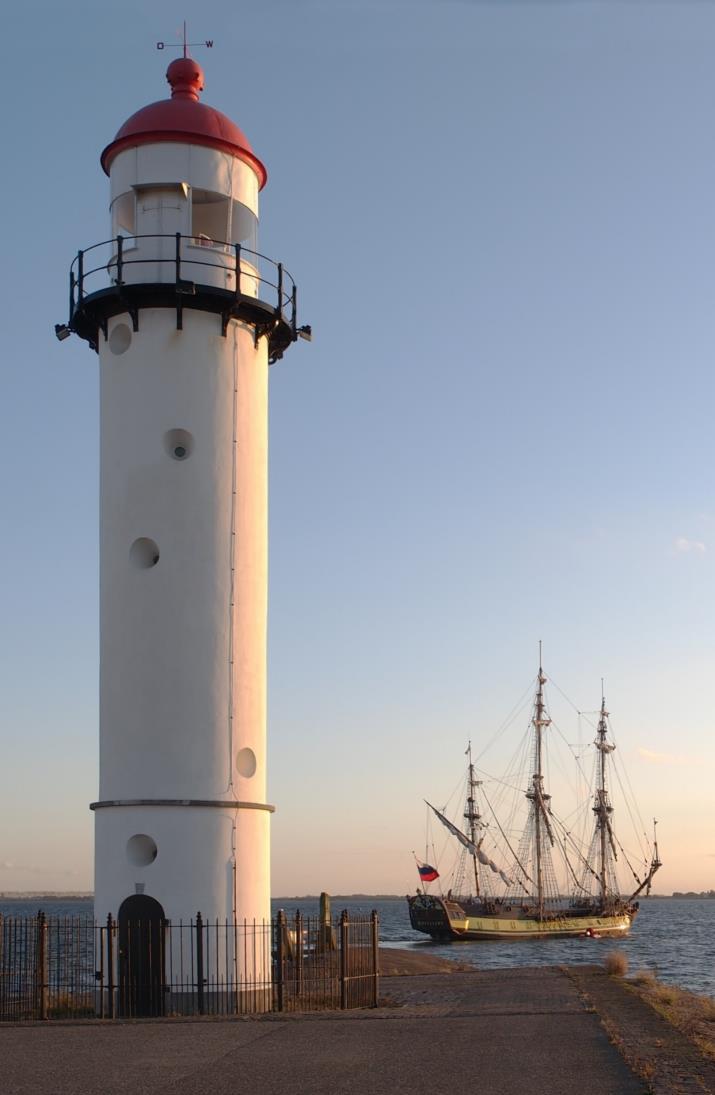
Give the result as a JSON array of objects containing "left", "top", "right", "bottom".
[{"left": 0, "top": 909, "right": 379, "bottom": 1021}]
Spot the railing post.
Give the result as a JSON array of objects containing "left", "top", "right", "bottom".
[
  {"left": 77, "top": 250, "right": 84, "bottom": 302},
  {"left": 35, "top": 911, "right": 48, "bottom": 1020},
  {"left": 295, "top": 911, "right": 303, "bottom": 998},
  {"left": 371, "top": 910, "right": 379, "bottom": 1008},
  {"left": 69, "top": 270, "right": 75, "bottom": 324},
  {"left": 291, "top": 284, "right": 297, "bottom": 339},
  {"left": 234, "top": 243, "right": 242, "bottom": 298},
  {"left": 175, "top": 232, "right": 182, "bottom": 285},
  {"left": 196, "top": 912, "right": 205, "bottom": 1016},
  {"left": 275, "top": 910, "right": 285, "bottom": 1013},
  {"left": 277, "top": 262, "right": 284, "bottom": 315},
  {"left": 116, "top": 234, "right": 124, "bottom": 285},
  {"left": 97, "top": 920, "right": 105, "bottom": 1019},
  {"left": 340, "top": 910, "right": 349, "bottom": 1010},
  {"left": 106, "top": 914, "right": 115, "bottom": 1019}
]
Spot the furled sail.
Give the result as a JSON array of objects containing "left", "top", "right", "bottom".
[
  {"left": 426, "top": 801, "right": 514, "bottom": 885},
  {"left": 426, "top": 801, "right": 479, "bottom": 855}
]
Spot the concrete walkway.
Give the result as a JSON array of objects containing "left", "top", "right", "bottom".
[{"left": 0, "top": 966, "right": 683, "bottom": 1095}]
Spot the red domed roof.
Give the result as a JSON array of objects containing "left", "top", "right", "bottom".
[{"left": 100, "top": 58, "right": 267, "bottom": 188}]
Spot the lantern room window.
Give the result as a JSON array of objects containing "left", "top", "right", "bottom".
[
  {"left": 230, "top": 200, "right": 258, "bottom": 252},
  {"left": 190, "top": 190, "right": 258, "bottom": 252},
  {"left": 191, "top": 189, "right": 230, "bottom": 247}
]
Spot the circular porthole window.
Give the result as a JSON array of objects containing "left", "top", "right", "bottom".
[
  {"left": 126, "top": 834, "right": 158, "bottom": 867},
  {"left": 109, "top": 323, "right": 132, "bottom": 356},
  {"left": 236, "top": 747, "right": 257, "bottom": 779},
  {"left": 164, "top": 429, "right": 194, "bottom": 461},
  {"left": 130, "top": 537, "right": 160, "bottom": 568}
]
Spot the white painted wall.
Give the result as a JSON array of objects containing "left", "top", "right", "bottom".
[{"left": 95, "top": 303, "right": 271, "bottom": 930}]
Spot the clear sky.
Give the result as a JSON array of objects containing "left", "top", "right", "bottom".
[{"left": 1, "top": 0, "right": 714, "bottom": 898}]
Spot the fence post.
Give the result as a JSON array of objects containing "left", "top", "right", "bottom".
[
  {"left": 35, "top": 911, "right": 48, "bottom": 1020},
  {"left": 97, "top": 920, "right": 105, "bottom": 1020},
  {"left": 295, "top": 911, "right": 303, "bottom": 998},
  {"left": 340, "top": 910, "right": 349, "bottom": 1010},
  {"left": 195, "top": 912, "right": 205, "bottom": 1016},
  {"left": 275, "top": 910, "right": 285, "bottom": 1013},
  {"left": 371, "top": 910, "right": 379, "bottom": 1008},
  {"left": 106, "top": 914, "right": 115, "bottom": 1019}
]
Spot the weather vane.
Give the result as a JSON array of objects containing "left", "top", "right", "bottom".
[{"left": 157, "top": 21, "right": 213, "bottom": 56}]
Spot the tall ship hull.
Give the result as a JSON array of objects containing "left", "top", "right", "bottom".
[
  {"left": 408, "top": 894, "right": 635, "bottom": 941},
  {"left": 408, "top": 652, "right": 661, "bottom": 944}
]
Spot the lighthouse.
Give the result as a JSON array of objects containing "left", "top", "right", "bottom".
[{"left": 58, "top": 53, "right": 307, "bottom": 982}]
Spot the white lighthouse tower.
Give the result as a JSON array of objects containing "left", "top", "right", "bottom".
[{"left": 59, "top": 53, "right": 307, "bottom": 998}]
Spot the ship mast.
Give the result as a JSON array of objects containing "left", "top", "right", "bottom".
[
  {"left": 593, "top": 684, "right": 618, "bottom": 906},
  {"left": 526, "top": 645, "right": 555, "bottom": 920},
  {"left": 464, "top": 741, "right": 482, "bottom": 897}
]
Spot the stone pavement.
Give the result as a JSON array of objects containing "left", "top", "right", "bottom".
[{"left": 0, "top": 965, "right": 707, "bottom": 1095}]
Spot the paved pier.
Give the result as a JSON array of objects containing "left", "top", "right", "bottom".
[{"left": 1, "top": 966, "right": 712, "bottom": 1095}]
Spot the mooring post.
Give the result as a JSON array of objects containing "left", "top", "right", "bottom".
[
  {"left": 319, "top": 891, "right": 335, "bottom": 952},
  {"left": 339, "top": 910, "right": 349, "bottom": 1010}
]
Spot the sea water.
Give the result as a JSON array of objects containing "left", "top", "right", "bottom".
[{"left": 1, "top": 895, "right": 712, "bottom": 998}]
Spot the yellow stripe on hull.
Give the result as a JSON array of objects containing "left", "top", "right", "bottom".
[{"left": 449, "top": 914, "right": 632, "bottom": 940}]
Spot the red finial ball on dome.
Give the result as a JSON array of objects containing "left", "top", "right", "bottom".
[{"left": 166, "top": 57, "right": 204, "bottom": 101}]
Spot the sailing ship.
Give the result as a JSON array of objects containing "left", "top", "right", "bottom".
[{"left": 408, "top": 657, "right": 661, "bottom": 941}]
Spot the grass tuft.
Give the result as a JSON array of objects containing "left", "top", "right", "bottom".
[{"left": 604, "top": 950, "right": 628, "bottom": 977}]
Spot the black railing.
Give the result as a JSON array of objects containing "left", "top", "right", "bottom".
[
  {"left": 0, "top": 910, "right": 379, "bottom": 1021},
  {"left": 63, "top": 234, "right": 309, "bottom": 361},
  {"left": 69, "top": 233, "right": 297, "bottom": 333}
]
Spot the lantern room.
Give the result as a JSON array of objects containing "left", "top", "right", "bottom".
[{"left": 61, "top": 56, "right": 310, "bottom": 360}]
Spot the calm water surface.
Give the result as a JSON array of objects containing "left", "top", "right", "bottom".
[{"left": 2, "top": 896, "right": 712, "bottom": 998}]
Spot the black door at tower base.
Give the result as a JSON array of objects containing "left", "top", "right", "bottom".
[{"left": 117, "top": 894, "right": 167, "bottom": 1017}]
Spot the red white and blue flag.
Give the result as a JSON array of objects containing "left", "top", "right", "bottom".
[{"left": 417, "top": 862, "right": 439, "bottom": 883}]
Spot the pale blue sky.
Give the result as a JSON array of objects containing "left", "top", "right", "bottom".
[{"left": 1, "top": 0, "right": 714, "bottom": 896}]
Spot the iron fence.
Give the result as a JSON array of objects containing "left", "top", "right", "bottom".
[{"left": 0, "top": 909, "right": 379, "bottom": 1021}]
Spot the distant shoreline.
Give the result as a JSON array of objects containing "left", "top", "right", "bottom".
[{"left": 2, "top": 891, "right": 713, "bottom": 900}]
